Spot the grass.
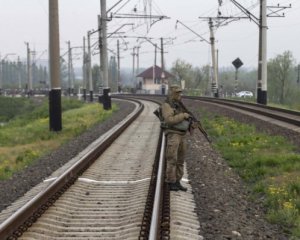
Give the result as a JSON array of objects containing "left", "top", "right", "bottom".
[
  {"left": 0, "top": 96, "right": 38, "bottom": 122},
  {"left": 268, "top": 102, "right": 300, "bottom": 112},
  {"left": 200, "top": 111, "right": 300, "bottom": 238},
  {"left": 0, "top": 97, "right": 117, "bottom": 179}
]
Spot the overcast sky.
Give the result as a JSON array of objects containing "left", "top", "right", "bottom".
[{"left": 0, "top": 0, "right": 299, "bottom": 71}]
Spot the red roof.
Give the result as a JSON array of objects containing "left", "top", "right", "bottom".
[{"left": 136, "top": 65, "right": 174, "bottom": 79}]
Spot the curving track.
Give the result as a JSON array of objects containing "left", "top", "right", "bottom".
[
  {"left": 122, "top": 94, "right": 300, "bottom": 133},
  {"left": 2, "top": 94, "right": 296, "bottom": 239},
  {"left": 0, "top": 99, "right": 203, "bottom": 240},
  {"left": 185, "top": 96, "right": 300, "bottom": 131},
  {"left": 19, "top": 99, "right": 159, "bottom": 239}
]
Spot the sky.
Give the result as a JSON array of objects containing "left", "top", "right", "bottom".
[{"left": 0, "top": 0, "right": 299, "bottom": 72}]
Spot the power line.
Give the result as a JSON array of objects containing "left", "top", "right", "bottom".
[{"left": 175, "top": 20, "right": 210, "bottom": 44}]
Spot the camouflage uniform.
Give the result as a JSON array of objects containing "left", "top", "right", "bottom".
[{"left": 161, "top": 85, "right": 189, "bottom": 191}]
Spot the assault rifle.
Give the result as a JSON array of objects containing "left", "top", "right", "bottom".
[{"left": 178, "top": 101, "right": 212, "bottom": 143}]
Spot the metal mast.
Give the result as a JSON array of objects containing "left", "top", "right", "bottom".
[
  {"left": 257, "top": 0, "right": 267, "bottom": 104},
  {"left": 209, "top": 18, "right": 218, "bottom": 97},
  {"left": 49, "top": 0, "right": 62, "bottom": 131},
  {"left": 100, "top": 0, "right": 111, "bottom": 109}
]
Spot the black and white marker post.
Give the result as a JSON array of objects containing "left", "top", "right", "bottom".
[{"left": 49, "top": 0, "right": 62, "bottom": 131}]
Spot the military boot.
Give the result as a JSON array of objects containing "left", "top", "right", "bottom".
[
  {"left": 168, "top": 182, "right": 179, "bottom": 191},
  {"left": 176, "top": 181, "right": 187, "bottom": 191}
]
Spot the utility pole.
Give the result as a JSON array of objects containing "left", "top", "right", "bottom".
[
  {"left": 216, "top": 49, "right": 219, "bottom": 91},
  {"left": 67, "top": 41, "right": 72, "bottom": 96},
  {"left": 25, "top": 42, "right": 32, "bottom": 96},
  {"left": 228, "top": 0, "right": 290, "bottom": 104},
  {"left": 17, "top": 57, "right": 22, "bottom": 90},
  {"left": 153, "top": 44, "right": 157, "bottom": 84},
  {"left": 31, "top": 50, "right": 35, "bottom": 90},
  {"left": 117, "top": 39, "right": 121, "bottom": 92},
  {"left": 71, "top": 55, "right": 75, "bottom": 95},
  {"left": 209, "top": 18, "right": 218, "bottom": 97},
  {"left": 98, "top": 15, "right": 103, "bottom": 89},
  {"left": 132, "top": 47, "right": 136, "bottom": 89},
  {"left": 49, "top": 0, "right": 62, "bottom": 131},
  {"left": 110, "top": 56, "right": 117, "bottom": 91},
  {"left": 87, "top": 31, "right": 93, "bottom": 102},
  {"left": 136, "top": 46, "right": 140, "bottom": 89},
  {"left": 160, "top": 38, "right": 164, "bottom": 72},
  {"left": 160, "top": 38, "right": 165, "bottom": 78},
  {"left": 100, "top": 0, "right": 111, "bottom": 110},
  {"left": 82, "top": 36, "right": 87, "bottom": 101},
  {"left": 297, "top": 64, "right": 300, "bottom": 85},
  {"left": 160, "top": 38, "right": 168, "bottom": 94},
  {"left": 257, "top": 0, "right": 267, "bottom": 104},
  {"left": 63, "top": 43, "right": 82, "bottom": 97}
]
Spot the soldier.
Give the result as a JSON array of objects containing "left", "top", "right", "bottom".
[{"left": 161, "top": 85, "right": 191, "bottom": 191}]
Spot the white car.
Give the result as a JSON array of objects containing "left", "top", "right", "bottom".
[{"left": 236, "top": 91, "right": 253, "bottom": 97}]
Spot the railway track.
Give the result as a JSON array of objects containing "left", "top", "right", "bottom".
[
  {"left": 121, "top": 94, "right": 300, "bottom": 132},
  {"left": 186, "top": 96, "right": 300, "bottom": 131},
  {"left": 0, "top": 99, "right": 202, "bottom": 240},
  {"left": 2, "top": 95, "right": 296, "bottom": 240}
]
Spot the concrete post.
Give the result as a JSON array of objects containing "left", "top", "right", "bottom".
[{"left": 49, "top": 0, "right": 62, "bottom": 131}]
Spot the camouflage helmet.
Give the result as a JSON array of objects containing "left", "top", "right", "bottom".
[
  {"left": 169, "top": 85, "right": 182, "bottom": 94},
  {"left": 168, "top": 84, "right": 183, "bottom": 100}
]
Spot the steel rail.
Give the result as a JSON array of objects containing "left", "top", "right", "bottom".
[
  {"left": 116, "top": 94, "right": 300, "bottom": 127},
  {"left": 0, "top": 99, "right": 144, "bottom": 240},
  {"left": 184, "top": 96, "right": 300, "bottom": 127},
  {"left": 149, "top": 133, "right": 166, "bottom": 240},
  {"left": 121, "top": 96, "right": 167, "bottom": 240},
  {"left": 185, "top": 96, "right": 300, "bottom": 115}
]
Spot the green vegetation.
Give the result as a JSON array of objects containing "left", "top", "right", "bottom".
[
  {"left": 0, "top": 96, "right": 36, "bottom": 122},
  {"left": 0, "top": 96, "right": 85, "bottom": 124},
  {"left": 201, "top": 111, "right": 300, "bottom": 238},
  {"left": 268, "top": 102, "right": 300, "bottom": 113},
  {"left": 170, "top": 50, "right": 300, "bottom": 111},
  {"left": 0, "top": 97, "right": 116, "bottom": 179},
  {"left": 0, "top": 60, "right": 47, "bottom": 90}
]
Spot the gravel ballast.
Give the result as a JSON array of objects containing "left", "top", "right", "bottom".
[
  {"left": 1, "top": 97, "right": 298, "bottom": 239},
  {"left": 184, "top": 99, "right": 297, "bottom": 240},
  {"left": 0, "top": 100, "right": 135, "bottom": 212}
]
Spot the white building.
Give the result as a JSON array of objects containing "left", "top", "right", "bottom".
[{"left": 136, "top": 65, "right": 174, "bottom": 94}]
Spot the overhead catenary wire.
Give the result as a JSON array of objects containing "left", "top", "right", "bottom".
[
  {"left": 100, "top": 0, "right": 216, "bottom": 70},
  {"left": 65, "top": 0, "right": 296, "bottom": 74}
]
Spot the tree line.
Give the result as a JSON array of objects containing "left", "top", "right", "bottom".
[
  {"left": 170, "top": 50, "right": 300, "bottom": 108},
  {"left": 0, "top": 60, "right": 48, "bottom": 90},
  {"left": 1, "top": 51, "right": 299, "bottom": 109},
  {"left": 1, "top": 56, "right": 118, "bottom": 94}
]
